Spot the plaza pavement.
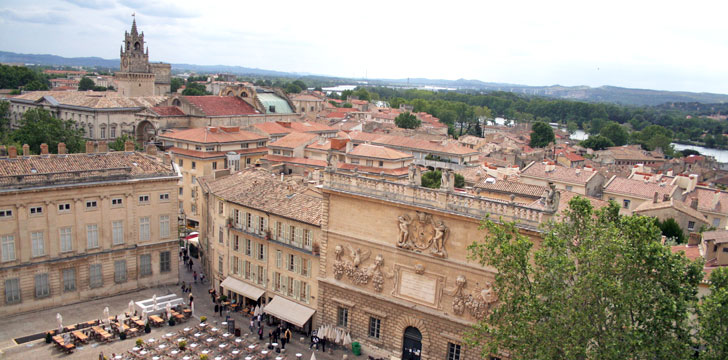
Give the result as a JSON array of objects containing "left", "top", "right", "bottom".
[{"left": 0, "top": 256, "right": 358, "bottom": 360}]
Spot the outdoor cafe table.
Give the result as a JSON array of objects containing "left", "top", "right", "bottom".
[
  {"left": 182, "top": 356, "right": 191, "bottom": 360},
  {"left": 206, "top": 337, "right": 215, "bottom": 344},
  {"left": 223, "top": 332, "right": 232, "bottom": 338},
  {"left": 158, "top": 344, "right": 167, "bottom": 351},
  {"left": 232, "top": 349, "right": 241, "bottom": 356},
  {"left": 201, "top": 349, "right": 211, "bottom": 355},
  {"left": 190, "top": 343, "right": 199, "bottom": 349},
  {"left": 261, "top": 350, "right": 269, "bottom": 357},
  {"left": 219, "top": 343, "right": 228, "bottom": 350},
  {"left": 139, "top": 350, "right": 148, "bottom": 356}
]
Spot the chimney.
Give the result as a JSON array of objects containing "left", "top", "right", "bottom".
[
  {"left": 85, "top": 140, "right": 95, "bottom": 153},
  {"left": 124, "top": 140, "right": 134, "bottom": 152},
  {"left": 346, "top": 141, "right": 353, "bottom": 153},
  {"left": 145, "top": 143, "right": 157, "bottom": 155},
  {"left": 690, "top": 197, "right": 699, "bottom": 210},
  {"left": 22, "top": 144, "right": 30, "bottom": 156},
  {"left": 40, "top": 143, "right": 49, "bottom": 155},
  {"left": 653, "top": 191, "right": 659, "bottom": 203},
  {"left": 213, "top": 168, "right": 230, "bottom": 179},
  {"left": 663, "top": 193, "right": 670, "bottom": 202},
  {"left": 57, "top": 142, "right": 67, "bottom": 155},
  {"left": 97, "top": 141, "right": 108, "bottom": 153},
  {"left": 687, "top": 232, "right": 701, "bottom": 246},
  {"left": 8, "top": 146, "right": 17, "bottom": 159}
]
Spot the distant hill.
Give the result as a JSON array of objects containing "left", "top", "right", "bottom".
[
  {"left": 3, "top": 50, "right": 727, "bottom": 106},
  {"left": 0, "top": 51, "right": 298, "bottom": 77}
]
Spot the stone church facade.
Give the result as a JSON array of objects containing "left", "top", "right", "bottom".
[
  {"left": 115, "top": 18, "right": 171, "bottom": 97},
  {"left": 317, "top": 170, "right": 553, "bottom": 360}
]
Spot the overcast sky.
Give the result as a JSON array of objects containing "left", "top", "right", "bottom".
[{"left": 1, "top": 0, "right": 727, "bottom": 94}]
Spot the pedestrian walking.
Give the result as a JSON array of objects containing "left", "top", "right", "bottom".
[
  {"left": 249, "top": 319, "right": 254, "bottom": 333},
  {"left": 284, "top": 328, "right": 292, "bottom": 343},
  {"left": 193, "top": 271, "right": 198, "bottom": 283},
  {"left": 258, "top": 326, "right": 264, "bottom": 340},
  {"left": 189, "top": 293, "right": 194, "bottom": 306},
  {"left": 200, "top": 273, "right": 205, "bottom": 283},
  {"left": 321, "top": 337, "right": 327, "bottom": 352}
]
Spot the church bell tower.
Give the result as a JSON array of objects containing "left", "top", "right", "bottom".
[{"left": 120, "top": 17, "right": 151, "bottom": 73}]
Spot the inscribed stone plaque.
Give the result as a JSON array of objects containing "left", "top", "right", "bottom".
[{"left": 399, "top": 269, "right": 438, "bottom": 305}]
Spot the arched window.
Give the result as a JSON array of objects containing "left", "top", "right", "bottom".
[
  {"left": 172, "top": 99, "right": 181, "bottom": 107},
  {"left": 134, "top": 42, "right": 141, "bottom": 51}
]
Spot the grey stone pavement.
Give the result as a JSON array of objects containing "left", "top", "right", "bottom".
[{"left": 0, "top": 256, "right": 363, "bottom": 360}]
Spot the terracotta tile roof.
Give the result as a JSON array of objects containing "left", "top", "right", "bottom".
[
  {"left": 521, "top": 162, "right": 598, "bottom": 185},
  {"left": 604, "top": 176, "right": 677, "bottom": 199},
  {"left": 269, "top": 132, "right": 318, "bottom": 149},
  {"left": 349, "top": 144, "right": 413, "bottom": 160},
  {"left": 290, "top": 94, "right": 322, "bottom": 101},
  {"left": 12, "top": 91, "right": 166, "bottom": 109},
  {"left": 250, "top": 122, "right": 292, "bottom": 136},
  {"left": 474, "top": 179, "right": 548, "bottom": 198},
  {"left": 703, "top": 230, "right": 728, "bottom": 244},
  {"left": 201, "top": 168, "right": 322, "bottom": 225},
  {"left": 158, "top": 127, "right": 266, "bottom": 144},
  {"left": 183, "top": 96, "right": 259, "bottom": 116},
  {"left": 0, "top": 152, "right": 175, "bottom": 189},
  {"left": 305, "top": 138, "right": 348, "bottom": 151},
  {"left": 682, "top": 187, "right": 728, "bottom": 214},
  {"left": 151, "top": 106, "right": 185, "bottom": 116},
  {"left": 337, "top": 163, "right": 409, "bottom": 176},
  {"left": 262, "top": 154, "right": 326, "bottom": 168},
  {"left": 326, "top": 112, "right": 349, "bottom": 119},
  {"left": 350, "top": 100, "right": 368, "bottom": 105},
  {"left": 348, "top": 132, "right": 477, "bottom": 156},
  {"left": 560, "top": 152, "right": 585, "bottom": 162},
  {"left": 670, "top": 244, "right": 702, "bottom": 261},
  {"left": 633, "top": 198, "right": 708, "bottom": 220},
  {"left": 169, "top": 147, "right": 267, "bottom": 159},
  {"left": 554, "top": 191, "right": 610, "bottom": 215},
  {"left": 604, "top": 145, "right": 662, "bottom": 161},
  {"left": 286, "top": 122, "right": 336, "bottom": 133}
]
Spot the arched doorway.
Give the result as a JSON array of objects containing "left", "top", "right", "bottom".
[
  {"left": 135, "top": 120, "right": 157, "bottom": 144},
  {"left": 402, "top": 326, "right": 422, "bottom": 360}
]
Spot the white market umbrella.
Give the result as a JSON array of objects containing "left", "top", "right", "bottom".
[
  {"left": 310, "top": 352, "right": 317, "bottom": 360},
  {"left": 166, "top": 302, "right": 172, "bottom": 320},
  {"left": 335, "top": 328, "right": 341, "bottom": 344},
  {"left": 343, "top": 332, "right": 352, "bottom": 346},
  {"left": 56, "top": 313, "right": 63, "bottom": 334},
  {"left": 141, "top": 310, "right": 147, "bottom": 323},
  {"left": 254, "top": 305, "right": 261, "bottom": 317},
  {"left": 103, "top": 307, "right": 110, "bottom": 327},
  {"left": 152, "top": 294, "right": 158, "bottom": 310},
  {"left": 119, "top": 313, "right": 126, "bottom": 327},
  {"left": 128, "top": 300, "right": 135, "bottom": 315},
  {"left": 191, "top": 302, "right": 195, "bottom": 316}
]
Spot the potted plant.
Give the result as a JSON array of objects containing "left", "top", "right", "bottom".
[
  {"left": 45, "top": 332, "right": 52, "bottom": 344},
  {"left": 312, "top": 242, "right": 320, "bottom": 255},
  {"left": 169, "top": 318, "right": 176, "bottom": 326},
  {"left": 145, "top": 322, "right": 151, "bottom": 334},
  {"left": 178, "top": 340, "right": 187, "bottom": 350},
  {"left": 136, "top": 338, "right": 144, "bottom": 347},
  {"left": 119, "top": 331, "right": 127, "bottom": 340},
  {"left": 200, "top": 355, "right": 209, "bottom": 360},
  {"left": 200, "top": 316, "right": 207, "bottom": 323},
  {"left": 220, "top": 295, "right": 227, "bottom": 302}
]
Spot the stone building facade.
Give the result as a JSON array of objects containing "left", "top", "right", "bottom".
[
  {"left": 0, "top": 143, "right": 180, "bottom": 317},
  {"left": 316, "top": 171, "right": 554, "bottom": 360}
]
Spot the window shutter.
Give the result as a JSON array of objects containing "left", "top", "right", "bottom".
[
  {"left": 293, "top": 280, "right": 300, "bottom": 300},
  {"left": 284, "top": 225, "right": 290, "bottom": 244},
  {"left": 306, "top": 283, "right": 311, "bottom": 303},
  {"left": 294, "top": 256, "right": 301, "bottom": 275},
  {"left": 262, "top": 217, "right": 268, "bottom": 236},
  {"left": 281, "top": 275, "right": 288, "bottom": 293},
  {"left": 295, "top": 228, "right": 302, "bottom": 247},
  {"left": 262, "top": 268, "right": 267, "bottom": 287},
  {"left": 276, "top": 251, "right": 282, "bottom": 268},
  {"left": 243, "top": 260, "right": 248, "bottom": 278},
  {"left": 250, "top": 264, "right": 257, "bottom": 281},
  {"left": 274, "top": 221, "right": 279, "bottom": 240},
  {"left": 242, "top": 212, "right": 247, "bottom": 230},
  {"left": 261, "top": 244, "right": 266, "bottom": 261},
  {"left": 307, "top": 259, "right": 312, "bottom": 278}
]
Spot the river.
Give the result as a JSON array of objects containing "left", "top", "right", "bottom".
[{"left": 567, "top": 131, "right": 728, "bottom": 163}]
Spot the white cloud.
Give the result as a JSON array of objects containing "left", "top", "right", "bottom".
[{"left": 1, "top": 0, "right": 727, "bottom": 93}]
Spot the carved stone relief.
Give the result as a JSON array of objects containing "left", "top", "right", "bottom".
[
  {"left": 333, "top": 244, "right": 392, "bottom": 293},
  {"left": 397, "top": 211, "right": 449, "bottom": 258},
  {"left": 445, "top": 275, "right": 498, "bottom": 318}
]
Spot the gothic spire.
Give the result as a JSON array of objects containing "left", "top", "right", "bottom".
[{"left": 131, "top": 14, "right": 138, "bottom": 36}]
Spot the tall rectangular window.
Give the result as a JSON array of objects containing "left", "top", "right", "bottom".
[
  {"left": 337, "top": 307, "right": 348, "bottom": 327},
  {"left": 114, "top": 260, "right": 127, "bottom": 283},
  {"left": 257, "top": 265, "right": 264, "bottom": 285},
  {"left": 139, "top": 217, "right": 150, "bottom": 241},
  {"left": 87, "top": 224, "right": 99, "bottom": 248},
  {"left": 159, "top": 215, "right": 170, "bottom": 238},
  {"left": 219, "top": 226, "right": 224, "bottom": 244},
  {"left": 245, "top": 238, "right": 251, "bottom": 256},
  {"left": 89, "top": 264, "right": 103, "bottom": 288},
  {"left": 140, "top": 254, "right": 152, "bottom": 276},
  {"left": 62, "top": 268, "right": 76, "bottom": 292},
  {"left": 368, "top": 317, "right": 381, "bottom": 339},
  {"left": 59, "top": 227, "right": 72, "bottom": 253},
  {"left": 160, "top": 251, "right": 171, "bottom": 272},
  {"left": 1, "top": 235, "right": 15, "bottom": 262},
  {"left": 257, "top": 243, "right": 265, "bottom": 261},
  {"left": 31, "top": 231, "right": 45, "bottom": 257},
  {"left": 304, "top": 229, "right": 313, "bottom": 249},
  {"left": 5, "top": 278, "right": 20, "bottom": 304},
  {"left": 233, "top": 235, "right": 240, "bottom": 251},
  {"left": 112, "top": 221, "right": 124, "bottom": 245},
  {"left": 35, "top": 273, "right": 50, "bottom": 298},
  {"left": 447, "top": 343, "right": 462, "bottom": 360},
  {"left": 218, "top": 255, "right": 223, "bottom": 273}
]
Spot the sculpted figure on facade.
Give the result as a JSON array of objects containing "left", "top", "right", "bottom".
[
  {"left": 544, "top": 181, "right": 560, "bottom": 211},
  {"left": 447, "top": 275, "right": 498, "bottom": 318},
  {"left": 441, "top": 169, "right": 450, "bottom": 189},
  {"left": 408, "top": 163, "right": 416, "bottom": 184},
  {"left": 332, "top": 245, "right": 347, "bottom": 280},
  {"left": 397, "top": 215, "right": 413, "bottom": 249},
  {"left": 446, "top": 275, "right": 468, "bottom": 315},
  {"left": 396, "top": 212, "right": 449, "bottom": 258},
  {"left": 367, "top": 254, "right": 393, "bottom": 292}
]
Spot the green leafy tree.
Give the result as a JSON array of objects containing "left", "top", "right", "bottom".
[
  {"left": 454, "top": 173, "right": 465, "bottom": 188},
  {"left": 292, "top": 80, "right": 307, "bottom": 90},
  {"left": 599, "top": 122, "right": 629, "bottom": 146},
  {"left": 78, "top": 77, "right": 95, "bottom": 91},
  {"left": 529, "top": 121, "right": 555, "bottom": 148},
  {"left": 587, "top": 117, "right": 608, "bottom": 135},
  {"left": 340, "top": 89, "right": 353, "bottom": 100},
  {"left": 284, "top": 82, "right": 302, "bottom": 94},
  {"left": 182, "top": 82, "right": 209, "bottom": 96},
  {"left": 13, "top": 108, "right": 85, "bottom": 154},
  {"left": 467, "top": 197, "right": 704, "bottom": 360},
  {"left": 421, "top": 170, "right": 441, "bottom": 188},
  {"left": 170, "top": 78, "right": 184, "bottom": 93},
  {"left": 566, "top": 121, "right": 578, "bottom": 134},
  {"left": 341, "top": 103, "right": 353, "bottom": 108},
  {"left": 352, "top": 87, "right": 371, "bottom": 101},
  {"left": 699, "top": 267, "right": 728, "bottom": 360},
  {"left": 0, "top": 100, "right": 10, "bottom": 136},
  {"left": 394, "top": 112, "right": 421, "bottom": 129},
  {"left": 24, "top": 80, "right": 50, "bottom": 91},
  {"left": 579, "top": 135, "right": 614, "bottom": 150},
  {"left": 656, "top": 218, "right": 685, "bottom": 244}
]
